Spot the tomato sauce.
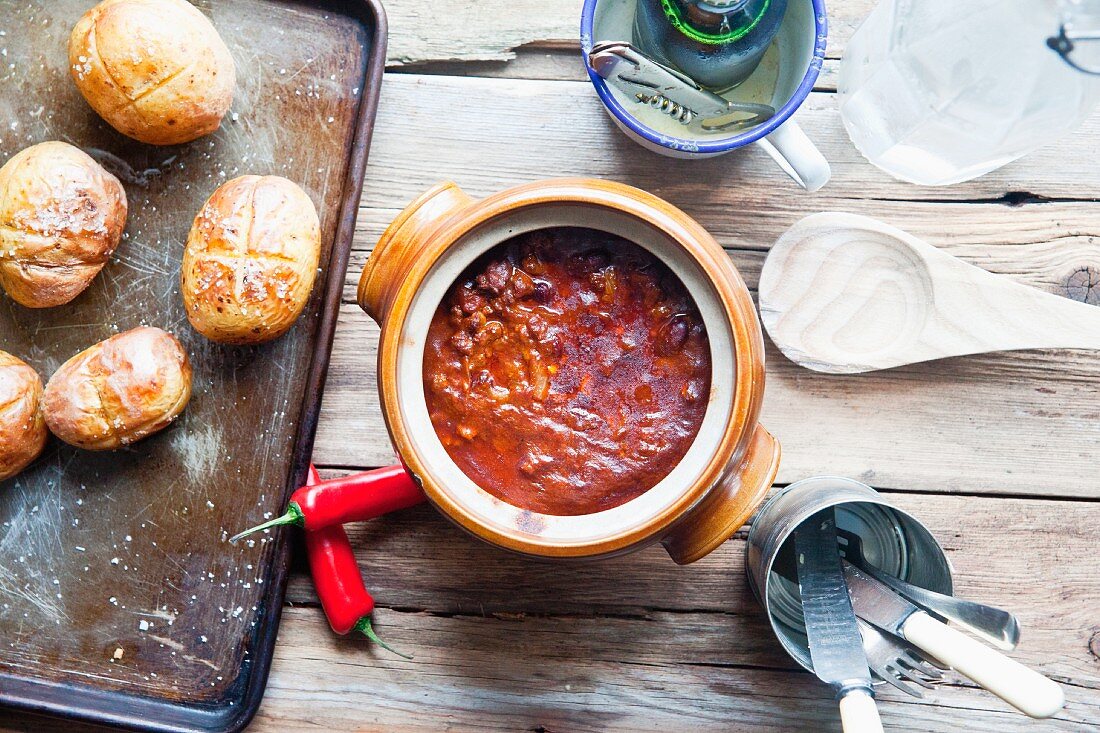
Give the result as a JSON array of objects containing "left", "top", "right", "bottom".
[{"left": 423, "top": 227, "right": 711, "bottom": 516}]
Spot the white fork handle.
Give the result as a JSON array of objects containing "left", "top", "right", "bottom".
[
  {"left": 838, "top": 689, "right": 884, "bottom": 733},
  {"left": 901, "top": 611, "right": 1065, "bottom": 718}
]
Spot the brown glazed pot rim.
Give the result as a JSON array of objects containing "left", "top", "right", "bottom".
[{"left": 375, "top": 179, "right": 766, "bottom": 558}]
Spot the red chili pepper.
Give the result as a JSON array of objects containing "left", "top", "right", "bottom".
[
  {"left": 230, "top": 463, "right": 426, "bottom": 542},
  {"left": 296, "top": 465, "right": 410, "bottom": 659},
  {"left": 305, "top": 522, "right": 411, "bottom": 659}
]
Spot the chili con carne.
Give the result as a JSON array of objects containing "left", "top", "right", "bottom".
[{"left": 424, "top": 227, "right": 711, "bottom": 516}]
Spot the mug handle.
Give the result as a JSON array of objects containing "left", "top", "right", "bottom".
[{"left": 755, "top": 121, "right": 831, "bottom": 192}]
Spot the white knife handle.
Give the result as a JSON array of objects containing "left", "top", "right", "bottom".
[
  {"left": 901, "top": 611, "right": 1065, "bottom": 718},
  {"left": 838, "top": 690, "right": 884, "bottom": 733}
]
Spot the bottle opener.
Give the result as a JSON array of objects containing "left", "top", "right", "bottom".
[{"left": 587, "top": 40, "right": 775, "bottom": 130}]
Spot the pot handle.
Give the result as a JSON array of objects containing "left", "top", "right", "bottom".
[
  {"left": 357, "top": 181, "right": 475, "bottom": 323},
  {"left": 661, "top": 424, "right": 780, "bottom": 565}
]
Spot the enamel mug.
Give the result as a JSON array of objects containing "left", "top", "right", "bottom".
[{"left": 581, "top": 0, "right": 831, "bottom": 191}]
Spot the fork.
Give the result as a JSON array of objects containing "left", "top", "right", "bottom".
[
  {"left": 772, "top": 535, "right": 946, "bottom": 697},
  {"left": 858, "top": 618, "right": 945, "bottom": 697}
]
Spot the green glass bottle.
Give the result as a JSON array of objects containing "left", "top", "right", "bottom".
[{"left": 633, "top": 0, "right": 789, "bottom": 92}]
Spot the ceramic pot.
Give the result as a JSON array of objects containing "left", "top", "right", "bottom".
[{"left": 357, "top": 178, "right": 779, "bottom": 563}]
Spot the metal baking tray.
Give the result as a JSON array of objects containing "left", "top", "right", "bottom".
[{"left": 0, "top": 0, "right": 386, "bottom": 730}]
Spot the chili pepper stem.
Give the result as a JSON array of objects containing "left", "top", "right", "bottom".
[
  {"left": 228, "top": 503, "right": 305, "bottom": 543},
  {"left": 354, "top": 616, "right": 413, "bottom": 660}
]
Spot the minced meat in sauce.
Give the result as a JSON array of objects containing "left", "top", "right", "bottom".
[{"left": 423, "top": 227, "right": 711, "bottom": 516}]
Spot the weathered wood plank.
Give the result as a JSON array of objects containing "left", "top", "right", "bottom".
[
  {"left": 4, "top": 604, "right": 1092, "bottom": 733},
  {"left": 344, "top": 203, "right": 1100, "bottom": 303},
  {"left": 271, "top": 52, "right": 1100, "bottom": 733},
  {"left": 386, "top": 1, "right": 580, "bottom": 66},
  {"left": 249, "top": 604, "right": 1095, "bottom": 733},
  {"left": 384, "top": 0, "right": 876, "bottom": 67},
  {"left": 362, "top": 74, "right": 1100, "bottom": 207},
  {"left": 391, "top": 47, "right": 593, "bottom": 83},
  {"left": 276, "top": 489, "right": 1100, "bottom": 639},
  {"left": 266, "top": 492, "right": 1100, "bottom": 729},
  {"left": 392, "top": 49, "right": 843, "bottom": 93},
  {"left": 8, "top": 493, "right": 1094, "bottom": 732}
]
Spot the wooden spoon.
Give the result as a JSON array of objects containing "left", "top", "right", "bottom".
[{"left": 758, "top": 212, "right": 1100, "bottom": 374}]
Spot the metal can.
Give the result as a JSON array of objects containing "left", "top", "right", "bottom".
[{"left": 745, "top": 476, "right": 953, "bottom": 673}]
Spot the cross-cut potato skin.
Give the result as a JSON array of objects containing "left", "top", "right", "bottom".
[
  {"left": 181, "top": 175, "right": 321, "bottom": 345},
  {"left": 43, "top": 327, "right": 192, "bottom": 450},
  {"left": 0, "top": 351, "right": 47, "bottom": 481},
  {"left": 0, "top": 141, "right": 127, "bottom": 308},
  {"left": 68, "top": 0, "right": 236, "bottom": 146}
]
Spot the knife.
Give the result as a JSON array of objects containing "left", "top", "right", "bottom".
[
  {"left": 843, "top": 562, "right": 1065, "bottom": 718},
  {"left": 794, "top": 510, "right": 884, "bottom": 733}
]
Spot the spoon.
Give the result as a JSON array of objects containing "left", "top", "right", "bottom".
[
  {"left": 837, "top": 528, "right": 1021, "bottom": 651},
  {"left": 758, "top": 212, "right": 1100, "bottom": 373}
]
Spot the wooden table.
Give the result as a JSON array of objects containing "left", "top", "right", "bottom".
[{"left": 7, "top": 1, "right": 1100, "bottom": 730}]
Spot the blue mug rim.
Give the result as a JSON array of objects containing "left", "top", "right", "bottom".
[{"left": 580, "top": 0, "right": 828, "bottom": 153}]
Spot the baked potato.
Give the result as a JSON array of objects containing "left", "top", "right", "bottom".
[
  {"left": 43, "top": 327, "right": 192, "bottom": 450},
  {"left": 69, "top": 0, "right": 235, "bottom": 146},
  {"left": 181, "top": 175, "right": 321, "bottom": 345},
  {"left": 0, "top": 351, "right": 48, "bottom": 481},
  {"left": 0, "top": 141, "right": 127, "bottom": 308}
]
